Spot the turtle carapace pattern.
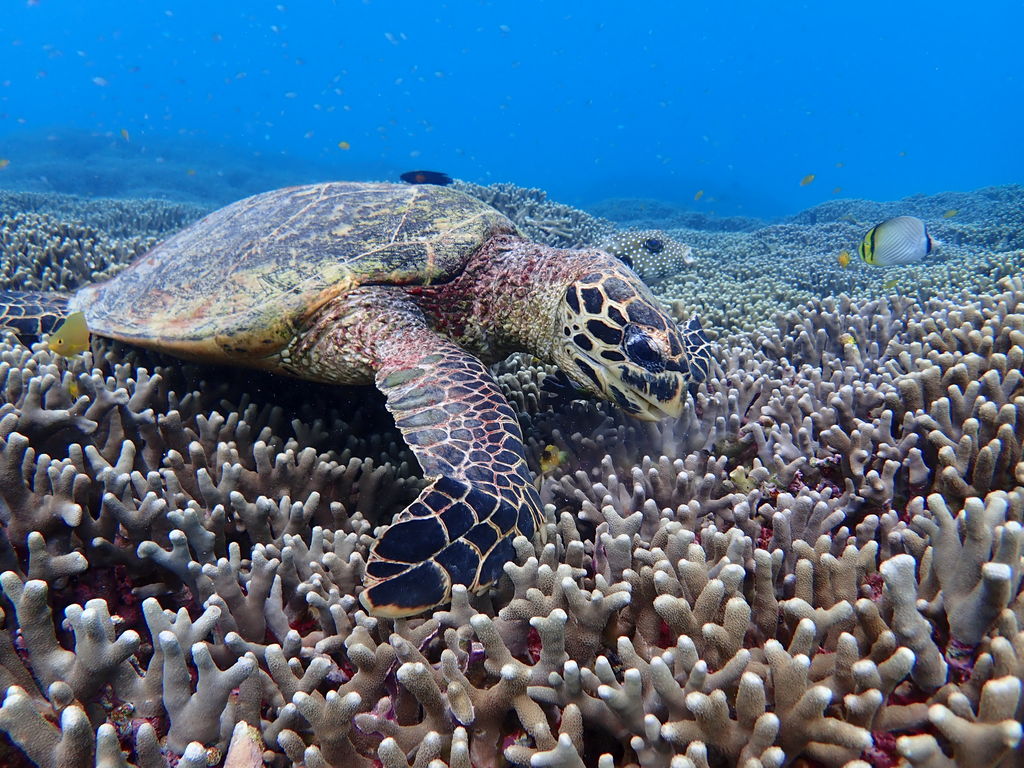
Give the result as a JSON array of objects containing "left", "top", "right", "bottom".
[{"left": 0, "top": 182, "right": 714, "bottom": 617}]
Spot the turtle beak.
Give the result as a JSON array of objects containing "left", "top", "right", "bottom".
[
  {"left": 627, "top": 375, "right": 686, "bottom": 421},
  {"left": 572, "top": 351, "right": 687, "bottom": 422}
]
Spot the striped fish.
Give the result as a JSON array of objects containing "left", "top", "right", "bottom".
[{"left": 859, "top": 216, "right": 939, "bottom": 266}]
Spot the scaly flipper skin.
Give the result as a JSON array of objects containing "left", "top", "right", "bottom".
[
  {"left": 0, "top": 291, "right": 70, "bottom": 338},
  {"left": 360, "top": 325, "right": 544, "bottom": 617}
]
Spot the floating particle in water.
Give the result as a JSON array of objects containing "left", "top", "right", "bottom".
[
  {"left": 832, "top": 186, "right": 842, "bottom": 194},
  {"left": 186, "top": 168, "right": 196, "bottom": 176},
  {"left": 835, "top": 161, "right": 844, "bottom": 168},
  {"left": 693, "top": 189, "right": 704, "bottom": 201},
  {"left": 799, "top": 173, "right": 815, "bottom": 186},
  {"left": 92, "top": 76, "right": 109, "bottom": 86}
]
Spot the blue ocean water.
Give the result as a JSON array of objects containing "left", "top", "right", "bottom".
[{"left": 0, "top": 0, "right": 1020, "bottom": 217}]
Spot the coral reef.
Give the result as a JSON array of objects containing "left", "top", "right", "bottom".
[
  {"left": 453, "top": 180, "right": 613, "bottom": 248},
  {"left": 656, "top": 184, "right": 1024, "bottom": 335},
  {"left": 0, "top": 186, "right": 1022, "bottom": 768}
]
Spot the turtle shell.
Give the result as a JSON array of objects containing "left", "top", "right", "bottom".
[{"left": 72, "top": 182, "right": 517, "bottom": 362}]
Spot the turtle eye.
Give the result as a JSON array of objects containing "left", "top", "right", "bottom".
[
  {"left": 623, "top": 324, "right": 663, "bottom": 369},
  {"left": 643, "top": 238, "right": 664, "bottom": 254}
]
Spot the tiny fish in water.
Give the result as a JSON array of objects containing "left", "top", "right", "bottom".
[
  {"left": 0, "top": 158, "right": 9, "bottom": 169},
  {"left": 837, "top": 333, "right": 856, "bottom": 347},
  {"left": 120, "top": 128, "right": 130, "bottom": 142},
  {"left": 400, "top": 170, "right": 453, "bottom": 186},
  {"left": 836, "top": 250, "right": 851, "bottom": 268},
  {"left": 799, "top": 174, "right": 815, "bottom": 186},
  {"left": 47, "top": 311, "right": 90, "bottom": 356},
  {"left": 337, "top": 140, "right": 351, "bottom": 150},
  {"left": 539, "top": 444, "right": 567, "bottom": 473},
  {"left": 859, "top": 216, "right": 939, "bottom": 266},
  {"left": 832, "top": 186, "right": 842, "bottom": 194},
  {"left": 942, "top": 209, "right": 958, "bottom": 218},
  {"left": 693, "top": 189, "right": 704, "bottom": 201},
  {"left": 186, "top": 168, "right": 196, "bottom": 176},
  {"left": 881, "top": 277, "right": 900, "bottom": 291}
]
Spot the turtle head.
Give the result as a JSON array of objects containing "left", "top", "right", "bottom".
[{"left": 553, "top": 264, "right": 711, "bottom": 421}]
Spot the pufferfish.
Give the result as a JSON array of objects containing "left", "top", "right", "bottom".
[{"left": 600, "top": 229, "right": 695, "bottom": 282}]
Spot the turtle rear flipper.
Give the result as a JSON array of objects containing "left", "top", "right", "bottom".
[
  {"left": 0, "top": 291, "right": 70, "bottom": 340},
  {"left": 360, "top": 326, "right": 543, "bottom": 617}
]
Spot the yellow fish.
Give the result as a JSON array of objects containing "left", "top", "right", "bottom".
[
  {"left": 0, "top": 158, "right": 9, "bottom": 169},
  {"left": 47, "top": 312, "right": 90, "bottom": 356},
  {"left": 832, "top": 186, "right": 842, "bottom": 194},
  {"left": 186, "top": 168, "right": 197, "bottom": 176},
  {"left": 337, "top": 140, "right": 351, "bottom": 150},
  {"left": 836, "top": 250, "right": 851, "bottom": 268},
  {"left": 837, "top": 333, "right": 856, "bottom": 347},
  {"left": 881, "top": 277, "right": 900, "bottom": 291},
  {"left": 120, "top": 128, "right": 130, "bottom": 142},
  {"left": 942, "top": 209, "right": 958, "bottom": 218},
  {"left": 539, "top": 444, "right": 567, "bottom": 473},
  {"left": 799, "top": 174, "right": 815, "bottom": 186},
  {"left": 693, "top": 189, "right": 704, "bottom": 201}
]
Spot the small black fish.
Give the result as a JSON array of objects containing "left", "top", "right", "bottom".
[{"left": 400, "top": 170, "right": 453, "bottom": 186}]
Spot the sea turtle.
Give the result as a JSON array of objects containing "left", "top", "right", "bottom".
[{"left": 0, "top": 182, "right": 713, "bottom": 617}]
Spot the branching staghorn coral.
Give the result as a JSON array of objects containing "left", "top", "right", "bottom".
[{"left": 0, "top": 190, "right": 1023, "bottom": 767}]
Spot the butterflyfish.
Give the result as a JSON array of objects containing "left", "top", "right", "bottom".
[
  {"left": 858, "top": 216, "right": 939, "bottom": 266},
  {"left": 47, "top": 311, "right": 90, "bottom": 356},
  {"left": 400, "top": 170, "right": 453, "bottom": 186}
]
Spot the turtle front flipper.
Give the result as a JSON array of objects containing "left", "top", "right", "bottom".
[
  {"left": 361, "top": 328, "right": 544, "bottom": 618},
  {"left": 0, "top": 291, "right": 70, "bottom": 339}
]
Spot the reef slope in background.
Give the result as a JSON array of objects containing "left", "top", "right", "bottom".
[{"left": 0, "top": 182, "right": 1021, "bottom": 768}]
